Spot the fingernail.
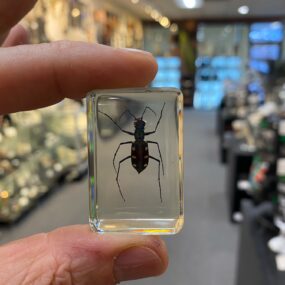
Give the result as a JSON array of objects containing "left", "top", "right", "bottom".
[
  {"left": 120, "top": 48, "right": 152, "bottom": 56},
  {"left": 114, "top": 247, "right": 163, "bottom": 282}
]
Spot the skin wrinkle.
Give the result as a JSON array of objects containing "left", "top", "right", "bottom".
[
  {"left": 46, "top": 231, "right": 72, "bottom": 285},
  {"left": 0, "top": 233, "right": 54, "bottom": 285},
  {"left": 3, "top": 264, "right": 30, "bottom": 285},
  {"left": 50, "top": 53, "right": 65, "bottom": 100},
  {"left": 21, "top": 256, "right": 54, "bottom": 285},
  {"left": 68, "top": 243, "right": 114, "bottom": 284},
  {"left": 70, "top": 256, "right": 112, "bottom": 285},
  {"left": 46, "top": 230, "right": 109, "bottom": 285},
  {"left": 52, "top": 261, "right": 73, "bottom": 285}
]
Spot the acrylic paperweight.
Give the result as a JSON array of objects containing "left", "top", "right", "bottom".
[{"left": 87, "top": 88, "right": 184, "bottom": 234}]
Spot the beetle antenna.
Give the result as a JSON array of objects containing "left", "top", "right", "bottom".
[
  {"left": 98, "top": 110, "right": 120, "bottom": 127},
  {"left": 154, "top": 103, "right": 166, "bottom": 132},
  {"left": 118, "top": 109, "right": 136, "bottom": 122},
  {"left": 141, "top": 106, "right": 157, "bottom": 119},
  {"left": 98, "top": 110, "right": 134, "bottom": 136}
]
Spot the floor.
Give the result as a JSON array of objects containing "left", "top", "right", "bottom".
[{"left": 0, "top": 110, "right": 239, "bottom": 285}]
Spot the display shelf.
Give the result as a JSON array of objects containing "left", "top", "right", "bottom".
[
  {"left": 236, "top": 200, "right": 285, "bottom": 285},
  {"left": 181, "top": 74, "right": 195, "bottom": 107},
  {"left": 226, "top": 138, "right": 255, "bottom": 222},
  {"left": 218, "top": 108, "right": 237, "bottom": 163},
  {"left": 0, "top": 100, "right": 87, "bottom": 223}
]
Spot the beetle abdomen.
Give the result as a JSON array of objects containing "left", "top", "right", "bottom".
[{"left": 131, "top": 142, "right": 149, "bottom": 173}]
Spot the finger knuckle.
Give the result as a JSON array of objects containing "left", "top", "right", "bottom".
[{"left": 50, "top": 40, "right": 74, "bottom": 54}]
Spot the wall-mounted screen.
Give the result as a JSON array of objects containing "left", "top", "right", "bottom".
[
  {"left": 249, "top": 22, "right": 284, "bottom": 43},
  {"left": 250, "top": 44, "right": 280, "bottom": 60},
  {"left": 249, "top": 60, "right": 270, "bottom": 74},
  {"left": 194, "top": 56, "right": 242, "bottom": 110},
  {"left": 152, "top": 57, "right": 181, "bottom": 89}
]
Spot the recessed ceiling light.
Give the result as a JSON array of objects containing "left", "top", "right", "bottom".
[
  {"left": 131, "top": 0, "right": 140, "bottom": 4},
  {"left": 176, "top": 0, "right": 204, "bottom": 9},
  {"left": 71, "top": 8, "right": 81, "bottom": 18},
  {"left": 170, "top": 23, "right": 179, "bottom": 33},
  {"left": 151, "top": 9, "right": 161, "bottom": 21},
  {"left": 238, "top": 5, "right": 249, "bottom": 15},
  {"left": 160, "top": 17, "right": 171, "bottom": 28},
  {"left": 144, "top": 5, "right": 152, "bottom": 14}
]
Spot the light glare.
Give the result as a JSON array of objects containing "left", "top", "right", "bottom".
[
  {"left": 71, "top": 8, "right": 81, "bottom": 18},
  {"left": 170, "top": 23, "right": 179, "bottom": 33},
  {"left": 238, "top": 5, "right": 249, "bottom": 15},
  {"left": 176, "top": 0, "right": 204, "bottom": 9},
  {"left": 160, "top": 17, "right": 170, "bottom": 28}
]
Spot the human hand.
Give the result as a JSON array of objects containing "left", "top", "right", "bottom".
[
  {"left": 0, "top": 226, "right": 168, "bottom": 284},
  {"left": 0, "top": 1, "right": 168, "bottom": 285}
]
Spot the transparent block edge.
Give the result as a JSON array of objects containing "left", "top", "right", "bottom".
[{"left": 87, "top": 88, "right": 184, "bottom": 235}]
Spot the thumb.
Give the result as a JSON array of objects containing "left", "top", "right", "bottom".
[
  {"left": 2, "top": 24, "right": 29, "bottom": 47},
  {"left": 0, "top": 225, "right": 168, "bottom": 285}
]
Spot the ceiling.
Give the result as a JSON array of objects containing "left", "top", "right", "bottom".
[{"left": 114, "top": 0, "right": 285, "bottom": 20}]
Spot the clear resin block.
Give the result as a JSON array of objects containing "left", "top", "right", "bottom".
[{"left": 87, "top": 88, "right": 184, "bottom": 234}]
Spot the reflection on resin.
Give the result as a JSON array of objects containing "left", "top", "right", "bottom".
[{"left": 87, "top": 88, "right": 184, "bottom": 235}]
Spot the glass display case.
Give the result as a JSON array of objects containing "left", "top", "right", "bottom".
[{"left": 0, "top": 100, "right": 87, "bottom": 223}]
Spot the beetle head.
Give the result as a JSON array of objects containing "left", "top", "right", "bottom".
[{"left": 134, "top": 118, "right": 146, "bottom": 128}]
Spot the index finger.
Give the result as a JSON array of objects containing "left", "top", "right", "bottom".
[{"left": 0, "top": 41, "right": 157, "bottom": 114}]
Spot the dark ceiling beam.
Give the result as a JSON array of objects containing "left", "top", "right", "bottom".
[{"left": 143, "top": 16, "right": 285, "bottom": 25}]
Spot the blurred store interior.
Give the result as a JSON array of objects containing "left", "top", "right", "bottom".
[{"left": 1, "top": 0, "right": 285, "bottom": 284}]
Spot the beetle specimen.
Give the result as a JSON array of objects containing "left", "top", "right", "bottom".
[{"left": 99, "top": 103, "right": 165, "bottom": 202}]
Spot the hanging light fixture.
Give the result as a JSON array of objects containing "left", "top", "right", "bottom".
[{"left": 176, "top": 0, "right": 204, "bottom": 9}]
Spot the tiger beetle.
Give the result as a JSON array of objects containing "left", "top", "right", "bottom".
[{"left": 99, "top": 103, "right": 165, "bottom": 203}]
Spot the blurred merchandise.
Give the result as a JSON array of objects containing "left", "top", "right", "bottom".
[
  {"left": 24, "top": 0, "right": 144, "bottom": 48},
  {"left": 0, "top": 100, "right": 87, "bottom": 223}
]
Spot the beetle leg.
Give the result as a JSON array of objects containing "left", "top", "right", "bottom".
[
  {"left": 116, "top": 156, "right": 131, "bottom": 202},
  {"left": 141, "top": 106, "right": 157, "bottom": 119},
  {"left": 118, "top": 109, "right": 136, "bottom": 122},
  {"left": 147, "top": 141, "right": 164, "bottom": 175},
  {"left": 149, "top": 156, "right": 162, "bottom": 203},
  {"left": 113, "top": 142, "right": 133, "bottom": 173}
]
